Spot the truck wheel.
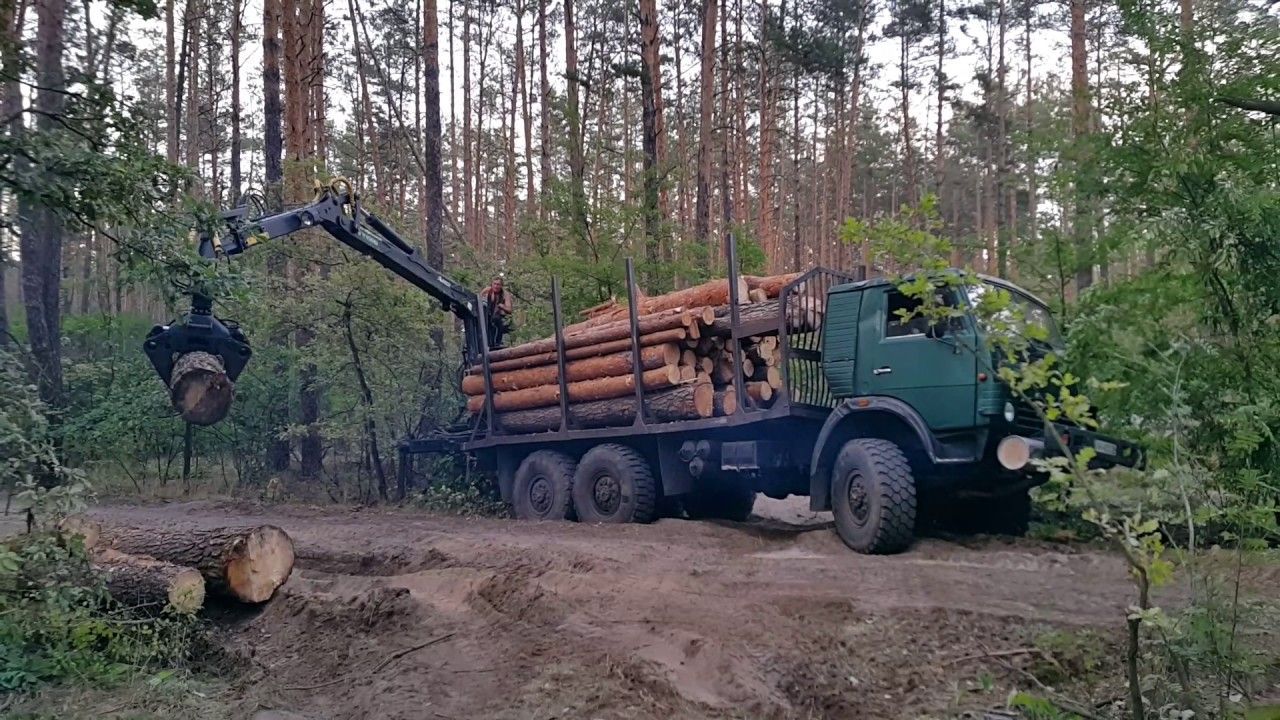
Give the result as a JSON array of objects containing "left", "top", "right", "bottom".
[
  {"left": 831, "top": 439, "right": 916, "bottom": 554},
  {"left": 512, "top": 450, "right": 577, "bottom": 521},
  {"left": 683, "top": 480, "right": 757, "bottom": 522},
  {"left": 572, "top": 444, "right": 657, "bottom": 524}
]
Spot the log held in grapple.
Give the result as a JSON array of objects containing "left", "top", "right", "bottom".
[{"left": 169, "top": 351, "right": 235, "bottom": 426}]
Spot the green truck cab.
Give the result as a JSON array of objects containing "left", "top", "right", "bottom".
[{"left": 810, "top": 273, "right": 1143, "bottom": 552}]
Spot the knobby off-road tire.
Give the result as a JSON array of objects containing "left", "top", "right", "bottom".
[
  {"left": 572, "top": 444, "right": 658, "bottom": 524},
  {"left": 682, "top": 479, "right": 757, "bottom": 522},
  {"left": 831, "top": 439, "right": 917, "bottom": 554},
  {"left": 512, "top": 450, "right": 578, "bottom": 521}
]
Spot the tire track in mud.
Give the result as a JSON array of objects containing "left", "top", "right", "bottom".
[{"left": 88, "top": 499, "right": 1172, "bottom": 719}]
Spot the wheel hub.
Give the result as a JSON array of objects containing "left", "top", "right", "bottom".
[
  {"left": 529, "top": 475, "right": 553, "bottom": 515},
  {"left": 593, "top": 474, "right": 622, "bottom": 514},
  {"left": 847, "top": 474, "right": 870, "bottom": 525}
]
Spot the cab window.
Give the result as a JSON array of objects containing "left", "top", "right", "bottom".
[{"left": 884, "top": 289, "right": 964, "bottom": 338}]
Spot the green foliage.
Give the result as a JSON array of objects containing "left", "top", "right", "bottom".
[
  {"left": 0, "top": 534, "right": 200, "bottom": 691},
  {"left": 0, "top": 349, "right": 91, "bottom": 528}
]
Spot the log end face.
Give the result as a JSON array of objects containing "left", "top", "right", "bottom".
[
  {"left": 171, "top": 351, "right": 235, "bottom": 426},
  {"left": 170, "top": 568, "right": 207, "bottom": 614},
  {"left": 225, "top": 526, "right": 296, "bottom": 603}
]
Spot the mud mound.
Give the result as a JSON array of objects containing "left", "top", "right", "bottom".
[
  {"left": 296, "top": 546, "right": 454, "bottom": 576},
  {"left": 273, "top": 584, "right": 420, "bottom": 632}
]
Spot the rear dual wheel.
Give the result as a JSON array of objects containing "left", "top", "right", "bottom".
[{"left": 572, "top": 444, "right": 658, "bottom": 524}]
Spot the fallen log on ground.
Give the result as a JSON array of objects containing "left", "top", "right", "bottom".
[
  {"left": 467, "top": 365, "right": 685, "bottom": 413},
  {"left": 64, "top": 518, "right": 294, "bottom": 603},
  {"left": 169, "top": 351, "right": 234, "bottom": 426},
  {"left": 93, "top": 548, "right": 206, "bottom": 614},
  {"left": 496, "top": 381, "right": 714, "bottom": 432},
  {"left": 461, "top": 344, "right": 680, "bottom": 395}
]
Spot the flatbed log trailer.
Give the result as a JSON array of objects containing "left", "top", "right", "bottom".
[{"left": 145, "top": 183, "right": 1141, "bottom": 554}]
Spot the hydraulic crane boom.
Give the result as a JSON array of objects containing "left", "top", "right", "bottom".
[{"left": 143, "top": 183, "right": 484, "bottom": 389}]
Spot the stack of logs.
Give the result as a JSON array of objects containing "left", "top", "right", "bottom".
[
  {"left": 61, "top": 517, "right": 296, "bottom": 614},
  {"left": 464, "top": 272, "right": 824, "bottom": 433}
]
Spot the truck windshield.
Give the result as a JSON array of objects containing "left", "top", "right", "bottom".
[{"left": 965, "top": 282, "right": 1064, "bottom": 350}]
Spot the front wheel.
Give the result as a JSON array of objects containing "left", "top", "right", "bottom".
[
  {"left": 831, "top": 439, "right": 917, "bottom": 554},
  {"left": 572, "top": 444, "right": 658, "bottom": 524}
]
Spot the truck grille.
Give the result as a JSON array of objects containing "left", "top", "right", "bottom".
[{"left": 1011, "top": 397, "right": 1047, "bottom": 436}]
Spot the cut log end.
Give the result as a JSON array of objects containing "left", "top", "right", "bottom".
[
  {"left": 691, "top": 381, "right": 714, "bottom": 417},
  {"left": 94, "top": 549, "right": 206, "bottom": 615},
  {"left": 170, "top": 351, "right": 234, "bottom": 426},
  {"left": 224, "top": 525, "right": 295, "bottom": 603}
]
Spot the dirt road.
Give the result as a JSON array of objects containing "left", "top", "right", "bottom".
[{"left": 85, "top": 498, "right": 1155, "bottom": 719}]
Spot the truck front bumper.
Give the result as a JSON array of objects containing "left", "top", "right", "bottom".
[{"left": 1002, "top": 424, "right": 1143, "bottom": 470}]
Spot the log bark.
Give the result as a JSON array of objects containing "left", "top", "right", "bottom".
[
  {"left": 707, "top": 297, "right": 824, "bottom": 336},
  {"left": 490, "top": 307, "right": 709, "bottom": 364},
  {"left": 169, "top": 351, "right": 234, "bottom": 426},
  {"left": 743, "top": 272, "right": 802, "bottom": 298},
  {"left": 496, "top": 381, "right": 713, "bottom": 432},
  {"left": 469, "top": 327, "right": 687, "bottom": 374},
  {"left": 93, "top": 548, "right": 206, "bottom": 614},
  {"left": 574, "top": 277, "right": 749, "bottom": 326},
  {"left": 67, "top": 519, "right": 294, "bottom": 603},
  {"left": 467, "top": 365, "right": 684, "bottom": 413},
  {"left": 461, "top": 343, "right": 678, "bottom": 395}
]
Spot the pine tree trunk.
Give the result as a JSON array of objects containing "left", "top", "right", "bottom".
[
  {"left": 0, "top": 0, "right": 20, "bottom": 346},
  {"left": 19, "top": 0, "right": 67, "bottom": 410},
  {"left": 757, "top": 4, "right": 776, "bottom": 268},
  {"left": 227, "top": 0, "right": 241, "bottom": 200},
  {"left": 165, "top": 0, "right": 178, "bottom": 164},
  {"left": 695, "top": 0, "right": 717, "bottom": 261},
  {"left": 423, "top": 0, "right": 444, "bottom": 269},
  {"left": 1070, "top": 0, "right": 1092, "bottom": 292}
]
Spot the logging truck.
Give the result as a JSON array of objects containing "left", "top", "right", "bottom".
[{"left": 144, "top": 182, "right": 1142, "bottom": 554}]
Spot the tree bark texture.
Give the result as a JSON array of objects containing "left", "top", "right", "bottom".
[
  {"left": 469, "top": 327, "right": 688, "bottom": 375},
  {"left": 572, "top": 278, "right": 747, "bottom": 328},
  {"left": 462, "top": 343, "right": 680, "bottom": 395},
  {"left": 694, "top": 0, "right": 717, "bottom": 257},
  {"left": 467, "top": 365, "right": 685, "bottom": 413},
  {"left": 422, "top": 0, "right": 444, "bottom": 268},
  {"left": 93, "top": 549, "right": 206, "bottom": 614},
  {"left": 707, "top": 297, "right": 824, "bottom": 336},
  {"left": 496, "top": 381, "right": 714, "bottom": 433},
  {"left": 19, "top": 0, "right": 68, "bottom": 409},
  {"left": 487, "top": 308, "right": 707, "bottom": 364}
]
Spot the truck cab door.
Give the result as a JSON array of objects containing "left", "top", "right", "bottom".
[{"left": 855, "top": 287, "right": 976, "bottom": 431}]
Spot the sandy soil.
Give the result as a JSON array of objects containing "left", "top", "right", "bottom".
[{"left": 60, "top": 497, "right": 1196, "bottom": 720}]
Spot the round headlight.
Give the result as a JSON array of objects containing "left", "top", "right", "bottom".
[{"left": 1003, "top": 401, "right": 1017, "bottom": 423}]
